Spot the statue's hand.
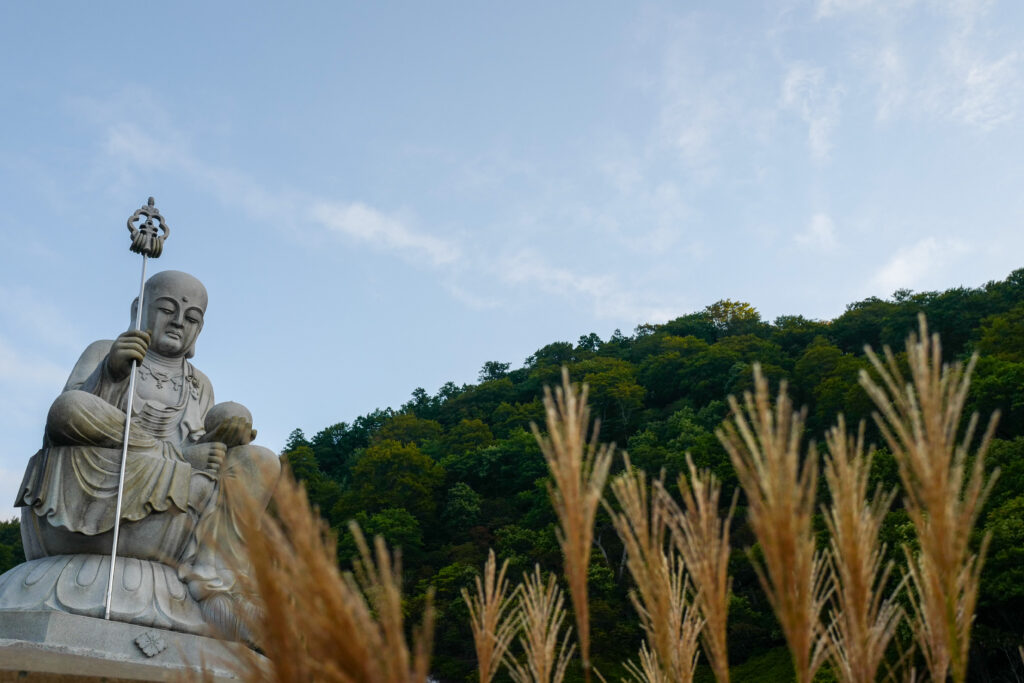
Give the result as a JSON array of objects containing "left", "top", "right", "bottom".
[
  {"left": 182, "top": 442, "right": 227, "bottom": 474},
  {"left": 201, "top": 415, "right": 254, "bottom": 448},
  {"left": 107, "top": 330, "right": 151, "bottom": 381}
]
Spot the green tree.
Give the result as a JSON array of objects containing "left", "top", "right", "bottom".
[
  {"left": 478, "top": 360, "right": 511, "bottom": 382},
  {"left": 439, "top": 378, "right": 517, "bottom": 425},
  {"left": 705, "top": 299, "right": 765, "bottom": 336},
  {"left": 574, "top": 357, "right": 645, "bottom": 439},
  {"left": 976, "top": 303, "right": 1024, "bottom": 362},
  {"left": 0, "top": 520, "right": 24, "bottom": 574},
  {"left": 636, "top": 335, "right": 711, "bottom": 406},
  {"left": 443, "top": 418, "right": 495, "bottom": 456},
  {"left": 830, "top": 296, "right": 895, "bottom": 354},
  {"left": 311, "top": 408, "right": 394, "bottom": 480},
  {"left": 792, "top": 336, "right": 871, "bottom": 432},
  {"left": 418, "top": 561, "right": 480, "bottom": 680},
  {"left": 969, "top": 358, "right": 1024, "bottom": 438},
  {"left": 441, "top": 482, "right": 482, "bottom": 533},
  {"left": 376, "top": 413, "right": 443, "bottom": 446},
  {"left": 525, "top": 341, "right": 576, "bottom": 368},
  {"left": 283, "top": 427, "right": 309, "bottom": 451},
  {"left": 981, "top": 496, "right": 1024, "bottom": 605},
  {"left": 334, "top": 439, "right": 445, "bottom": 524},
  {"left": 338, "top": 507, "right": 423, "bottom": 566},
  {"left": 662, "top": 311, "right": 718, "bottom": 343},
  {"left": 440, "top": 427, "right": 544, "bottom": 498},
  {"left": 283, "top": 445, "right": 342, "bottom": 521},
  {"left": 489, "top": 399, "right": 545, "bottom": 439},
  {"left": 577, "top": 332, "right": 603, "bottom": 353},
  {"left": 771, "top": 315, "right": 828, "bottom": 357}
]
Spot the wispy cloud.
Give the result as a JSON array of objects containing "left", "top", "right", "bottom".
[
  {"left": 310, "top": 201, "right": 461, "bottom": 267},
  {"left": 659, "top": 82, "right": 726, "bottom": 169},
  {"left": 868, "top": 237, "right": 970, "bottom": 293},
  {"left": 497, "top": 249, "right": 687, "bottom": 322},
  {"left": 104, "top": 122, "right": 297, "bottom": 227},
  {"left": 873, "top": 46, "right": 909, "bottom": 122},
  {"left": 819, "top": 0, "right": 1021, "bottom": 131},
  {"left": 946, "top": 48, "right": 1020, "bottom": 130},
  {"left": 795, "top": 213, "right": 839, "bottom": 251},
  {"left": 781, "top": 63, "right": 844, "bottom": 161},
  {"left": 101, "top": 117, "right": 458, "bottom": 268},
  {"left": 636, "top": 9, "right": 759, "bottom": 181}
]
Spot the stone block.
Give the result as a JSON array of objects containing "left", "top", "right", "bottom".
[{"left": 0, "top": 609, "right": 255, "bottom": 682}]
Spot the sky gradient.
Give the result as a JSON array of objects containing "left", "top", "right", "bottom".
[{"left": 2, "top": 1, "right": 1023, "bottom": 516}]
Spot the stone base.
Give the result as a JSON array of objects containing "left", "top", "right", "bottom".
[
  {"left": 0, "top": 609, "right": 257, "bottom": 682},
  {"left": 0, "top": 554, "right": 209, "bottom": 637}
]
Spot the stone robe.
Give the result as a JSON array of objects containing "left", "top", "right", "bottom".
[{"left": 18, "top": 340, "right": 214, "bottom": 559}]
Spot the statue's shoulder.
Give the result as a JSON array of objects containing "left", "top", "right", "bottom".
[
  {"left": 187, "top": 362, "right": 212, "bottom": 390},
  {"left": 64, "top": 339, "right": 115, "bottom": 391}
]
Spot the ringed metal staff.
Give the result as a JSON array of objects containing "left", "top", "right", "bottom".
[{"left": 103, "top": 197, "right": 170, "bottom": 620}]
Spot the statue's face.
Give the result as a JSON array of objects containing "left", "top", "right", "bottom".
[
  {"left": 148, "top": 296, "right": 205, "bottom": 357},
  {"left": 137, "top": 271, "right": 209, "bottom": 359}
]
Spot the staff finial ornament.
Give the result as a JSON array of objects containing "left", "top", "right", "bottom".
[{"left": 127, "top": 197, "right": 169, "bottom": 258}]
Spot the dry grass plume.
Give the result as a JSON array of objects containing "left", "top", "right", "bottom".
[
  {"left": 665, "top": 453, "right": 736, "bottom": 683},
  {"left": 859, "top": 315, "right": 999, "bottom": 683},
  {"left": 821, "top": 416, "right": 903, "bottom": 683},
  {"left": 623, "top": 641, "right": 671, "bottom": 683},
  {"left": 716, "top": 364, "right": 830, "bottom": 683},
  {"left": 505, "top": 565, "right": 577, "bottom": 683},
  {"left": 607, "top": 456, "right": 703, "bottom": 682},
  {"left": 532, "top": 368, "right": 614, "bottom": 683},
  {"left": 463, "top": 549, "right": 519, "bottom": 683}
]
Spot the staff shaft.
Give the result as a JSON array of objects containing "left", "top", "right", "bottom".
[{"left": 103, "top": 254, "right": 148, "bottom": 620}]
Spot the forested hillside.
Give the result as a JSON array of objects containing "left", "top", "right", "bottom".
[
  {"left": 3, "top": 270, "right": 1024, "bottom": 680},
  {"left": 278, "top": 269, "right": 1024, "bottom": 680}
]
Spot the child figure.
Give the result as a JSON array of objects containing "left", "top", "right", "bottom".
[
  {"left": 182, "top": 400, "right": 277, "bottom": 640},
  {"left": 203, "top": 401, "right": 257, "bottom": 449}
]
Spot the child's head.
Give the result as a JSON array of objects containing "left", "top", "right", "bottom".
[{"left": 205, "top": 401, "right": 254, "bottom": 444}]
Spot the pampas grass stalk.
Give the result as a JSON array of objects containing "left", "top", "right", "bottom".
[
  {"left": 623, "top": 641, "right": 671, "bottom": 683},
  {"left": 859, "top": 315, "right": 999, "bottom": 683},
  {"left": 607, "top": 457, "right": 703, "bottom": 682},
  {"left": 226, "top": 467, "right": 434, "bottom": 683},
  {"left": 532, "top": 368, "right": 614, "bottom": 683},
  {"left": 665, "top": 454, "right": 736, "bottom": 683},
  {"left": 506, "top": 565, "right": 577, "bottom": 683},
  {"left": 716, "top": 364, "right": 830, "bottom": 683},
  {"left": 822, "top": 416, "right": 902, "bottom": 683},
  {"left": 463, "top": 549, "right": 519, "bottom": 683}
]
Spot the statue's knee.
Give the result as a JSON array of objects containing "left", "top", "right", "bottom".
[
  {"left": 46, "top": 390, "right": 98, "bottom": 439},
  {"left": 47, "top": 390, "right": 87, "bottom": 428},
  {"left": 249, "top": 445, "right": 281, "bottom": 485},
  {"left": 226, "top": 444, "right": 281, "bottom": 488}
]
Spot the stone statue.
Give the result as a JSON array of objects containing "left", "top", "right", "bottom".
[{"left": 0, "top": 270, "right": 280, "bottom": 641}]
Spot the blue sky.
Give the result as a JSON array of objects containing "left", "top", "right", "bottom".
[{"left": 2, "top": 1, "right": 1023, "bottom": 517}]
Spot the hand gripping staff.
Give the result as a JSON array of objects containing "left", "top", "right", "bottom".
[{"left": 103, "top": 197, "right": 170, "bottom": 620}]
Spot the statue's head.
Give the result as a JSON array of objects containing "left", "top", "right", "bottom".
[{"left": 132, "top": 270, "right": 208, "bottom": 359}]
